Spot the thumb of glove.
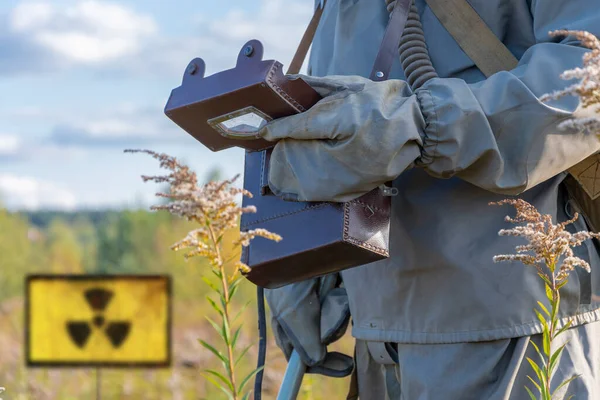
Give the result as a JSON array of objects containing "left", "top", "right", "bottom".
[
  {"left": 304, "top": 286, "right": 353, "bottom": 378},
  {"left": 320, "top": 287, "right": 351, "bottom": 344}
]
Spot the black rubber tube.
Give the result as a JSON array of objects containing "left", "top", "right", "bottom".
[{"left": 254, "top": 286, "right": 267, "bottom": 399}]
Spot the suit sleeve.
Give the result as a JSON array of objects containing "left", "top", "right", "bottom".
[{"left": 414, "top": 0, "right": 600, "bottom": 194}]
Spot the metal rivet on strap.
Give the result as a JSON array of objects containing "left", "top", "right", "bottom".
[{"left": 375, "top": 71, "right": 384, "bottom": 78}]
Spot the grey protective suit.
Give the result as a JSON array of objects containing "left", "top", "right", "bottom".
[{"left": 263, "top": 0, "right": 600, "bottom": 398}]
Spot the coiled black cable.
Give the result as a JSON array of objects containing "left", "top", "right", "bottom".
[{"left": 386, "top": 0, "right": 438, "bottom": 91}]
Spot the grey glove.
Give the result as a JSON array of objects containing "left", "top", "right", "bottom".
[
  {"left": 265, "top": 273, "right": 353, "bottom": 377},
  {"left": 259, "top": 74, "right": 425, "bottom": 202}
]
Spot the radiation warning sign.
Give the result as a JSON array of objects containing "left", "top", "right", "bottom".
[{"left": 25, "top": 275, "right": 171, "bottom": 367}]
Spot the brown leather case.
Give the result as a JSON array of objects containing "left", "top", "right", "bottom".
[
  {"left": 164, "top": 40, "right": 321, "bottom": 152},
  {"left": 238, "top": 0, "right": 414, "bottom": 288},
  {"left": 240, "top": 151, "right": 391, "bottom": 288}
]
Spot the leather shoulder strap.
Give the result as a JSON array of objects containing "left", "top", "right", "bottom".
[
  {"left": 370, "top": 0, "right": 413, "bottom": 81},
  {"left": 287, "top": 0, "right": 327, "bottom": 75},
  {"left": 424, "top": 0, "right": 518, "bottom": 76},
  {"left": 287, "top": 0, "right": 413, "bottom": 81}
]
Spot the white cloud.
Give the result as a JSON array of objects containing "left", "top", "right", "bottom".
[
  {"left": 1, "top": 0, "right": 313, "bottom": 77},
  {"left": 0, "top": 131, "right": 86, "bottom": 162},
  {"left": 100, "top": 0, "right": 314, "bottom": 77},
  {"left": 47, "top": 104, "right": 188, "bottom": 147},
  {"left": 0, "top": 134, "right": 21, "bottom": 156},
  {"left": 8, "top": 0, "right": 157, "bottom": 64},
  {"left": 0, "top": 174, "right": 77, "bottom": 210}
]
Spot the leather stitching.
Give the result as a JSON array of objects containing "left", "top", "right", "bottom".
[
  {"left": 242, "top": 203, "right": 329, "bottom": 227},
  {"left": 266, "top": 63, "right": 306, "bottom": 112},
  {"left": 342, "top": 202, "right": 389, "bottom": 256}
]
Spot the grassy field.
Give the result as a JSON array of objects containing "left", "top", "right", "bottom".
[
  {"left": 0, "top": 294, "right": 354, "bottom": 399},
  {"left": 0, "top": 209, "right": 354, "bottom": 399}
]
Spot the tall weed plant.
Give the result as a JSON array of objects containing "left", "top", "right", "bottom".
[
  {"left": 127, "top": 149, "right": 281, "bottom": 400},
  {"left": 493, "top": 28, "right": 600, "bottom": 400}
]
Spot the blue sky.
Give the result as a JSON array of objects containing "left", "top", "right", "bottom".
[{"left": 0, "top": 0, "right": 312, "bottom": 210}]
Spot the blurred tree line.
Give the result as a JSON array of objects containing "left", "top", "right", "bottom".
[
  {"left": 0, "top": 166, "right": 245, "bottom": 304},
  {"left": 0, "top": 208, "right": 216, "bottom": 302}
]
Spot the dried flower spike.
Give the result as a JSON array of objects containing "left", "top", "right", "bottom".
[
  {"left": 490, "top": 198, "right": 599, "bottom": 281},
  {"left": 128, "top": 149, "right": 280, "bottom": 400},
  {"left": 540, "top": 30, "right": 600, "bottom": 134},
  {"left": 125, "top": 149, "right": 281, "bottom": 272},
  {"left": 492, "top": 199, "right": 599, "bottom": 399}
]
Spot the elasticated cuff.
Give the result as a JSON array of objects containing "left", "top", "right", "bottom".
[{"left": 414, "top": 88, "right": 439, "bottom": 168}]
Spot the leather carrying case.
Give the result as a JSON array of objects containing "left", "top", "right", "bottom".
[
  {"left": 240, "top": 150, "right": 392, "bottom": 288},
  {"left": 240, "top": 0, "right": 414, "bottom": 288}
]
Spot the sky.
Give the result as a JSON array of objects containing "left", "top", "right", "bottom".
[{"left": 0, "top": 0, "right": 313, "bottom": 211}]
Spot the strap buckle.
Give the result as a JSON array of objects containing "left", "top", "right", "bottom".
[{"left": 379, "top": 184, "right": 399, "bottom": 197}]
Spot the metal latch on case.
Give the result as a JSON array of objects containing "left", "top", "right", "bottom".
[{"left": 379, "top": 184, "right": 398, "bottom": 196}]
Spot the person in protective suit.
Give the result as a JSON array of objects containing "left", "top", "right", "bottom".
[{"left": 262, "top": 0, "right": 600, "bottom": 398}]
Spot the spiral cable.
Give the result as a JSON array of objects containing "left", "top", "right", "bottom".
[{"left": 385, "top": 0, "right": 438, "bottom": 91}]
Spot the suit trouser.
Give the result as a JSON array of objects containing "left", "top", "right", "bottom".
[{"left": 352, "top": 321, "right": 600, "bottom": 400}]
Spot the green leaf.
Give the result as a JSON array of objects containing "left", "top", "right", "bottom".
[
  {"left": 537, "top": 301, "right": 550, "bottom": 317},
  {"left": 537, "top": 272, "right": 552, "bottom": 287},
  {"left": 557, "top": 279, "right": 569, "bottom": 290},
  {"left": 235, "top": 344, "right": 253, "bottom": 367},
  {"left": 545, "top": 283, "right": 554, "bottom": 303},
  {"left": 524, "top": 385, "right": 537, "bottom": 400},
  {"left": 556, "top": 320, "right": 573, "bottom": 338},
  {"left": 526, "top": 357, "right": 545, "bottom": 384},
  {"left": 242, "top": 392, "right": 251, "bottom": 400},
  {"left": 198, "top": 339, "right": 228, "bottom": 366},
  {"left": 204, "top": 369, "right": 234, "bottom": 392},
  {"left": 548, "top": 343, "right": 567, "bottom": 376},
  {"left": 201, "top": 372, "right": 234, "bottom": 400},
  {"left": 238, "top": 366, "right": 265, "bottom": 393},
  {"left": 526, "top": 375, "right": 542, "bottom": 394},
  {"left": 229, "top": 276, "right": 243, "bottom": 296},
  {"left": 551, "top": 374, "right": 581, "bottom": 398},
  {"left": 551, "top": 292, "right": 560, "bottom": 320},
  {"left": 232, "top": 301, "right": 251, "bottom": 324},
  {"left": 222, "top": 316, "right": 231, "bottom": 345},
  {"left": 230, "top": 283, "right": 240, "bottom": 300},
  {"left": 529, "top": 340, "right": 545, "bottom": 364},
  {"left": 535, "top": 309, "right": 549, "bottom": 331},
  {"left": 231, "top": 326, "right": 242, "bottom": 349},
  {"left": 212, "top": 269, "right": 223, "bottom": 280},
  {"left": 206, "top": 316, "right": 226, "bottom": 341},
  {"left": 206, "top": 296, "right": 224, "bottom": 317},
  {"left": 543, "top": 329, "right": 551, "bottom": 357},
  {"left": 202, "top": 276, "right": 222, "bottom": 296}
]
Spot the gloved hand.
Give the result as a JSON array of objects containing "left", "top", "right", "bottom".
[
  {"left": 258, "top": 74, "right": 426, "bottom": 202},
  {"left": 265, "top": 273, "right": 353, "bottom": 377}
]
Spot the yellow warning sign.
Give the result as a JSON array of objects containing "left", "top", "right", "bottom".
[{"left": 26, "top": 275, "right": 171, "bottom": 367}]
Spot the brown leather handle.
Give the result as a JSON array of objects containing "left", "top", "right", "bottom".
[{"left": 287, "top": 0, "right": 328, "bottom": 75}]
